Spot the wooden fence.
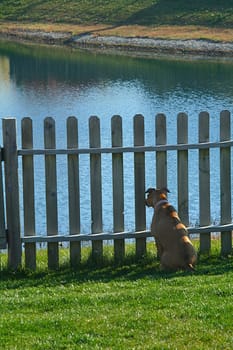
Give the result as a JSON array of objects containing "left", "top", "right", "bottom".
[{"left": 0, "top": 111, "right": 232, "bottom": 270}]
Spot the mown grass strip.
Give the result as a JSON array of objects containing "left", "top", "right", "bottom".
[{"left": 0, "top": 241, "right": 232, "bottom": 349}]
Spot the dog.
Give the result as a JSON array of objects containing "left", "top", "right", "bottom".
[{"left": 145, "top": 187, "right": 197, "bottom": 271}]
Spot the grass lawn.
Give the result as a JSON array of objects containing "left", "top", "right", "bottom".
[{"left": 0, "top": 241, "right": 233, "bottom": 349}]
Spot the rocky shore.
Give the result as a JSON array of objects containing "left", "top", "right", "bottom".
[
  {"left": 2, "top": 28, "right": 233, "bottom": 58},
  {"left": 71, "top": 34, "right": 233, "bottom": 57}
]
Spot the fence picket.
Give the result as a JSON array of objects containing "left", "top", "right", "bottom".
[
  {"left": 134, "top": 115, "right": 146, "bottom": 257},
  {"left": 89, "top": 116, "right": 103, "bottom": 261},
  {"left": 156, "top": 114, "right": 167, "bottom": 188},
  {"left": 2, "top": 119, "right": 21, "bottom": 269},
  {"left": 0, "top": 148, "right": 6, "bottom": 249},
  {"left": 177, "top": 113, "right": 189, "bottom": 225},
  {"left": 22, "top": 117, "right": 36, "bottom": 270},
  {"left": 199, "top": 112, "right": 211, "bottom": 253},
  {"left": 112, "top": 115, "right": 125, "bottom": 262},
  {"left": 220, "top": 110, "right": 232, "bottom": 255},
  {"left": 44, "top": 117, "right": 59, "bottom": 269},
  {"left": 67, "top": 117, "right": 81, "bottom": 267}
]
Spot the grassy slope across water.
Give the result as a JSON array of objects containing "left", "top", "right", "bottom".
[
  {"left": 0, "top": 242, "right": 233, "bottom": 349},
  {"left": 0, "top": 1, "right": 233, "bottom": 43},
  {"left": 0, "top": 0, "right": 233, "bottom": 27}
]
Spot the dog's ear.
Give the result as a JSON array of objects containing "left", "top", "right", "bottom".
[
  {"left": 145, "top": 188, "right": 155, "bottom": 194},
  {"left": 160, "top": 187, "right": 170, "bottom": 194},
  {"left": 159, "top": 187, "right": 170, "bottom": 199}
]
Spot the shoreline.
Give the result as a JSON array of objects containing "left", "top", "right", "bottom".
[{"left": 2, "top": 28, "right": 233, "bottom": 59}]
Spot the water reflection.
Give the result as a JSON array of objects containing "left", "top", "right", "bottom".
[
  {"left": 2, "top": 40, "right": 233, "bottom": 99},
  {"left": 0, "top": 40, "right": 232, "bottom": 234}
]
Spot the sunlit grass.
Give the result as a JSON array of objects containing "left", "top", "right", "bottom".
[{"left": 0, "top": 240, "right": 233, "bottom": 349}]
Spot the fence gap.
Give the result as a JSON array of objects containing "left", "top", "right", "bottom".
[
  {"left": 2, "top": 118, "right": 21, "bottom": 269},
  {"left": 89, "top": 116, "right": 103, "bottom": 262},
  {"left": 67, "top": 117, "right": 81, "bottom": 267},
  {"left": 134, "top": 115, "right": 146, "bottom": 258},
  {"left": 22, "top": 117, "right": 36, "bottom": 270},
  {"left": 199, "top": 111, "right": 211, "bottom": 253},
  {"left": 220, "top": 110, "right": 232, "bottom": 255},
  {"left": 177, "top": 113, "right": 189, "bottom": 225},
  {"left": 44, "top": 117, "right": 59, "bottom": 269},
  {"left": 112, "top": 115, "right": 125, "bottom": 262}
]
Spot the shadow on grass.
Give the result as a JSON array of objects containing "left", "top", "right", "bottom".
[
  {"left": 125, "top": 0, "right": 232, "bottom": 26},
  {"left": 0, "top": 251, "right": 232, "bottom": 289}
]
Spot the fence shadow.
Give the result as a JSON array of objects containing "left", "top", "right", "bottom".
[{"left": 0, "top": 252, "right": 232, "bottom": 290}]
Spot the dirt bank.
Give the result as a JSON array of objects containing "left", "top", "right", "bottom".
[{"left": 2, "top": 27, "right": 233, "bottom": 58}]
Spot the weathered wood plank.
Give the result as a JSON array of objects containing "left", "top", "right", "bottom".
[
  {"left": 112, "top": 115, "right": 125, "bottom": 262},
  {"left": 67, "top": 117, "right": 81, "bottom": 267},
  {"left": 134, "top": 115, "right": 146, "bottom": 258},
  {"left": 18, "top": 139, "right": 233, "bottom": 156},
  {"left": 156, "top": 113, "right": 167, "bottom": 189},
  {"left": 2, "top": 118, "right": 21, "bottom": 269},
  {"left": 21, "top": 223, "right": 233, "bottom": 244},
  {"left": 22, "top": 117, "right": 36, "bottom": 270},
  {"left": 0, "top": 148, "right": 6, "bottom": 249},
  {"left": 199, "top": 112, "right": 211, "bottom": 253},
  {"left": 89, "top": 116, "right": 103, "bottom": 261},
  {"left": 44, "top": 117, "right": 59, "bottom": 269},
  {"left": 220, "top": 110, "right": 232, "bottom": 255},
  {"left": 177, "top": 113, "right": 189, "bottom": 225}
]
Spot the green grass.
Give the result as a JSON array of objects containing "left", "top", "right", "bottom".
[
  {"left": 0, "top": 0, "right": 233, "bottom": 27},
  {"left": 0, "top": 242, "right": 233, "bottom": 349}
]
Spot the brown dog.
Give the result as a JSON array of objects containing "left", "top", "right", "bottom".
[{"left": 145, "top": 187, "right": 197, "bottom": 271}]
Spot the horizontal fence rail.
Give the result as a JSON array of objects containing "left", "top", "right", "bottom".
[
  {"left": 1, "top": 110, "right": 232, "bottom": 270},
  {"left": 17, "top": 140, "right": 233, "bottom": 156},
  {"left": 21, "top": 223, "right": 233, "bottom": 244}
]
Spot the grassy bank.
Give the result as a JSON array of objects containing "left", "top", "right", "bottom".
[
  {"left": 0, "top": 242, "right": 233, "bottom": 349},
  {"left": 1, "top": 1, "right": 233, "bottom": 43},
  {"left": 1, "top": 22, "right": 233, "bottom": 43},
  {"left": 0, "top": 0, "right": 233, "bottom": 27}
]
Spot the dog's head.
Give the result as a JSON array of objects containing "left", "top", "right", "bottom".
[{"left": 145, "top": 187, "right": 170, "bottom": 208}]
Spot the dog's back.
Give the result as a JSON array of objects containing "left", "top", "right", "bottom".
[{"left": 145, "top": 187, "right": 197, "bottom": 271}]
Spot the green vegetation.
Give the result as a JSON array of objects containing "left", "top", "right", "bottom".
[
  {"left": 0, "top": 242, "right": 233, "bottom": 349},
  {"left": 0, "top": 0, "right": 233, "bottom": 27}
]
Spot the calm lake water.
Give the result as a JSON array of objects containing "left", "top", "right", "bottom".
[{"left": 0, "top": 39, "right": 232, "bottom": 235}]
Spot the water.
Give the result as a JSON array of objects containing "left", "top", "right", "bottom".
[{"left": 0, "top": 39, "right": 232, "bottom": 235}]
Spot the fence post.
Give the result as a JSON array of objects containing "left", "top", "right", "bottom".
[
  {"left": 220, "top": 110, "right": 232, "bottom": 255},
  {"left": 44, "top": 117, "right": 59, "bottom": 269},
  {"left": 0, "top": 148, "right": 6, "bottom": 249},
  {"left": 112, "top": 115, "right": 125, "bottom": 262},
  {"left": 156, "top": 114, "right": 167, "bottom": 189},
  {"left": 22, "top": 117, "right": 36, "bottom": 270},
  {"left": 89, "top": 116, "right": 103, "bottom": 261},
  {"left": 2, "top": 118, "right": 21, "bottom": 269},
  {"left": 134, "top": 115, "right": 146, "bottom": 258},
  {"left": 67, "top": 117, "right": 81, "bottom": 267},
  {"left": 177, "top": 113, "right": 189, "bottom": 225},
  {"left": 199, "top": 112, "right": 211, "bottom": 253}
]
